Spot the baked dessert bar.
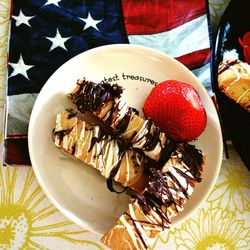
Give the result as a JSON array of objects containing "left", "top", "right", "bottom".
[
  {"left": 101, "top": 143, "right": 204, "bottom": 250},
  {"left": 218, "top": 59, "right": 250, "bottom": 112},
  {"left": 68, "top": 79, "right": 169, "bottom": 161},
  {"left": 53, "top": 110, "right": 148, "bottom": 193},
  {"left": 54, "top": 80, "right": 206, "bottom": 249}
]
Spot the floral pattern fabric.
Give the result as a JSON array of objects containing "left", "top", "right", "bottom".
[{"left": 0, "top": 0, "right": 249, "bottom": 249}]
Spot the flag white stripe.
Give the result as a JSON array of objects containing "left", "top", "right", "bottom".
[
  {"left": 128, "top": 15, "right": 210, "bottom": 58},
  {"left": 7, "top": 93, "right": 38, "bottom": 136}
]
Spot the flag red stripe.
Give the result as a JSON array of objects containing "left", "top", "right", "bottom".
[
  {"left": 175, "top": 48, "right": 210, "bottom": 70},
  {"left": 6, "top": 138, "right": 31, "bottom": 165},
  {"left": 7, "top": 134, "right": 28, "bottom": 138},
  {"left": 122, "top": 0, "right": 206, "bottom": 35}
]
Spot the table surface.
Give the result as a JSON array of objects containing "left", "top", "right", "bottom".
[{"left": 0, "top": 0, "right": 250, "bottom": 249}]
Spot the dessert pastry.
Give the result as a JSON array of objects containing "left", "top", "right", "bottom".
[
  {"left": 53, "top": 110, "right": 148, "bottom": 193},
  {"left": 218, "top": 59, "right": 250, "bottom": 112},
  {"left": 101, "top": 143, "right": 204, "bottom": 250},
  {"left": 68, "top": 79, "right": 169, "bottom": 161},
  {"left": 53, "top": 110, "right": 204, "bottom": 249},
  {"left": 53, "top": 79, "right": 206, "bottom": 249}
]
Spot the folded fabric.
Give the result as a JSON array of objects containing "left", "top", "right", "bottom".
[{"left": 5, "top": 0, "right": 212, "bottom": 165}]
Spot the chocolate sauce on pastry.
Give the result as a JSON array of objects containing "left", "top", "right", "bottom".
[
  {"left": 218, "top": 59, "right": 240, "bottom": 75},
  {"left": 68, "top": 79, "right": 167, "bottom": 162},
  {"left": 54, "top": 79, "right": 206, "bottom": 250},
  {"left": 69, "top": 79, "right": 123, "bottom": 113}
]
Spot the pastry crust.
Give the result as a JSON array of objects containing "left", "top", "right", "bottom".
[
  {"left": 101, "top": 201, "right": 164, "bottom": 250},
  {"left": 68, "top": 79, "right": 169, "bottom": 161},
  {"left": 101, "top": 144, "right": 205, "bottom": 249},
  {"left": 54, "top": 80, "right": 206, "bottom": 249},
  {"left": 218, "top": 59, "right": 250, "bottom": 112},
  {"left": 53, "top": 111, "right": 148, "bottom": 193}
]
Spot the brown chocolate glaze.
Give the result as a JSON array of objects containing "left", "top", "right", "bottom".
[
  {"left": 116, "top": 107, "right": 134, "bottom": 134},
  {"left": 69, "top": 79, "right": 123, "bottom": 114},
  {"left": 66, "top": 108, "right": 77, "bottom": 119},
  {"left": 88, "top": 124, "right": 108, "bottom": 152},
  {"left": 69, "top": 79, "right": 167, "bottom": 157},
  {"left": 176, "top": 143, "right": 204, "bottom": 182},
  {"left": 142, "top": 120, "right": 161, "bottom": 151},
  {"left": 63, "top": 80, "right": 205, "bottom": 238},
  {"left": 218, "top": 59, "right": 240, "bottom": 75},
  {"left": 52, "top": 128, "right": 73, "bottom": 144},
  {"left": 127, "top": 143, "right": 203, "bottom": 235},
  {"left": 157, "top": 141, "right": 178, "bottom": 169}
]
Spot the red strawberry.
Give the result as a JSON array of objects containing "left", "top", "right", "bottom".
[
  {"left": 239, "top": 31, "right": 250, "bottom": 64},
  {"left": 143, "top": 80, "right": 207, "bottom": 142}
]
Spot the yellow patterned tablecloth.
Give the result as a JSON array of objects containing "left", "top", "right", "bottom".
[{"left": 0, "top": 1, "right": 249, "bottom": 249}]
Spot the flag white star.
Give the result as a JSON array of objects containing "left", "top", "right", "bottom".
[
  {"left": 43, "top": 0, "right": 61, "bottom": 7},
  {"left": 79, "top": 12, "right": 102, "bottom": 31},
  {"left": 9, "top": 54, "right": 34, "bottom": 80},
  {"left": 12, "top": 10, "right": 35, "bottom": 27},
  {"left": 46, "top": 29, "right": 71, "bottom": 51}
]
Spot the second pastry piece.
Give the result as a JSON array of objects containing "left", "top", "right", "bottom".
[
  {"left": 101, "top": 143, "right": 205, "bottom": 250},
  {"left": 53, "top": 111, "right": 148, "bottom": 193},
  {"left": 218, "top": 59, "right": 250, "bottom": 112}
]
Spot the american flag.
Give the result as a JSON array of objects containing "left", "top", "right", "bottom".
[{"left": 6, "top": 0, "right": 211, "bottom": 164}]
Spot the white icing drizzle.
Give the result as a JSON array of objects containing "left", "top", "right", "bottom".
[
  {"left": 102, "top": 109, "right": 112, "bottom": 122},
  {"left": 124, "top": 239, "right": 134, "bottom": 250},
  {"left": 144, "top": 142, "right": 161, "bottom": 160},
  {"left": 225, "top": 65, "right": 241, "bottom": 91},
  {"left": 225, "top": 62, "right": 250, "bottom": 92},
  {"left": 105, "top": 226, "right": 114, "bottom": 246},
  {"left": 240, "top": 62, "right": 250, "bottom": 75},
  {"left": 94, "top": 97, "right": 165, "bottom": 161},
  {"left": 236, "top": 88, "right": 250, "bottom": 103},
  {"left": 75, "top": 125, "right": 91, "bottom": 158},
  {"left": 112, "top": 99, "right": 129, "bottom": 127},
  {"left": 119, "top": 215, "right": 142, "bottom": 250},
  {"left": 55, "top": 113, "right": 63, "bottom": 131},
  {"left": 123, "top": 114, "right": 144, "bottom": 137},
  {"left": 62, "top": 135, "right": 74, "bottom": 153},
  {"left": 168, "top": 165, "right": 194, "bottom": 197},
  {"left": 128, "top": 203, "right": 148, "bottom": 247},
  {"left": 131, "top": 120, "right": 148, "bottom": 147},
  {"left": 99, "top": 139, "right": 118, "bottom": 178},
  {"left": 124, "top": 151, "right": 130, "bottom": 186},
  {"left": 137, "top": 202, "right": 164, "bottom": 231},
  {"left": 55, "top": 111, "right": 203, "bottom": 250},
  {"left": 130, "top": 120, "right": 165, "bottom": 160}
]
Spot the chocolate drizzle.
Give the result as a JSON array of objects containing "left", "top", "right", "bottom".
[
  {"left": 157, "top": 141, "right": 178, "bottom": 169},
  {"left": 88, "top": 125, "right": 107, "bottom": 152},
  {"left": 54, "top": 79, "right": 206, "bottom": 247},
  {"left": 218, "top": 59, "right": 240, "bottom": 75},
  {"left": 146, "top": 168, "right": 183, "bottom": 209},
  {"left": 52, "top": 128, "right": 73, "bottom": 144},
  {"left": 142, "top": 120, "right": 161, "bottom": 151},
  {"left": 116, "top": 107, "right": 134, "bottom": 134},
  {"left": 167, "top": 171, "right": 189, "bottom": 199},
  {"left": 69, "top": 79, "right": 123, "bottom": 114},
  {"left": 68, "top": 79, "right": 166, "bottom": 160},
  {"left": 127, "top": 143, "right": 203, "bottom": 237},
  {"left": 176, "top": 143, "right": 203, "bottom": 182},
  {"left": 65, "top": 108, "right": 77, "bottom": 119}
]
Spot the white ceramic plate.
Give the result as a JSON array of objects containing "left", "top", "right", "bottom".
[{"left": 28, "top": 44, "right": 223, "bottom": 235}]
